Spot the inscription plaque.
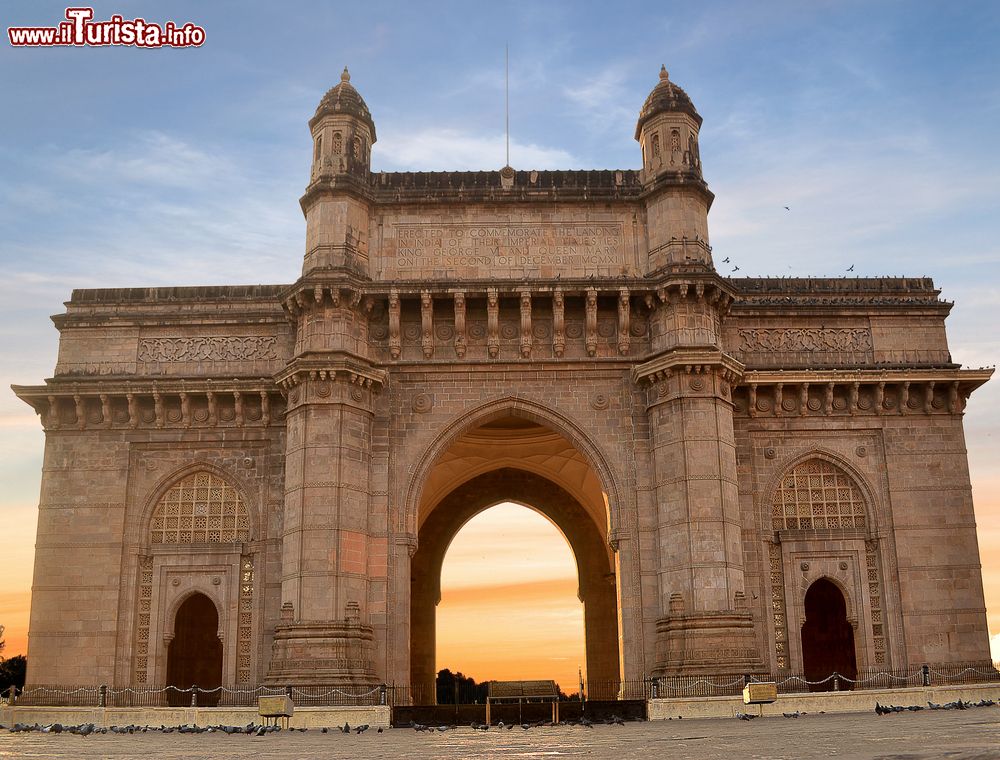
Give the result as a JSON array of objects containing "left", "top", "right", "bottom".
[{"left": 388, "top": 221, "right": 626, "bottom": 277}]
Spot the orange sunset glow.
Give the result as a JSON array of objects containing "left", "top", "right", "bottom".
[{"left": 436, "top": 503, "right": 586, "bottom": 692}]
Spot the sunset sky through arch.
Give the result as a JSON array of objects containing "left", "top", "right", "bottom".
[{"left": 436, "top": 502, "right": 586, "bottom": 693}]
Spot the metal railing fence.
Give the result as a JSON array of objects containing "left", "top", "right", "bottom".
[{"left": 5, "top": 663, "right": 999, "bottom": 707}]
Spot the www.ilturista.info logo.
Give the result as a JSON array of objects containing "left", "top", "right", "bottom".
[{"left": 8, "top": 7, "right": 205, "bottom": 48}]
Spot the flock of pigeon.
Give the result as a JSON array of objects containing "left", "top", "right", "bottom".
[
  {"left": 5, "top": 702, "right": 994, "bottom": 737},
  {"left": 0, "top": 717, "right": 633, "bottom": 738},
  {"left": 874, "top": 698, "right": 996, "bottom": 716},
  {"left": 412, "top": 716, "right": 628, "bottom": 732},
  {"left": 730, "top": 698, "right": 998, "bottom": 722},
  {"left": 0, "top": 721, "right": 378, "bottom": 737}
]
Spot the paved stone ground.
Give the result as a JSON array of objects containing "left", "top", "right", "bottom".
[{"left": 2, "top": 709, "right": 1000, "bottom": 759}]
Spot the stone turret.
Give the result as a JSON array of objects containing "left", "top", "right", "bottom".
[
  {"left": 636, "top": 66, "right": 714, "bottom": 273},
  {"left": 309, "top": 67, "right": 376, "bottom": 180},
  {"left": 301, "top": 67, "right": 375, "bottom": 276}
]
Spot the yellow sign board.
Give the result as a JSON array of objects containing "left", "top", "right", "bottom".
[{"left": 742, "top": 682, "right": 778, "bottom": 704}]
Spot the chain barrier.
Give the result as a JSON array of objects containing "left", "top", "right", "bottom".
[{"left": 10, "top": 665, "right": 1000, "bottom": 707}]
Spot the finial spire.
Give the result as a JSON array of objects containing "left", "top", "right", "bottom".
[
  {"left": 341, "top": 66, "right": 351, "bottom": 83},
  {"left": 660, "top": 64, "right": 669, "bottom": 80},
  {"left": 505, "top": 43, "right": 510, "bottom": 168}
]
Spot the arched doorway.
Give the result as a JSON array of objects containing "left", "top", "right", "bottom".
[
  {"left": 166, "top": 593, "right": 223, "bottom": 706},
  {"left": 801, "top": 578, "right": 857, "bottom": 691}
]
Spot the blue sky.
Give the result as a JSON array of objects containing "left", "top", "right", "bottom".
[{"left": 1, "top": 0, "right": 999, "bottom": 656}]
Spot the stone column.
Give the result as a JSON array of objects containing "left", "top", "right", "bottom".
[
  {"left": 634, "top": 284, "right": 761, "bottom": 676},
  {"left": 268, "top": 286, "right": 386, "bottom": 686}
]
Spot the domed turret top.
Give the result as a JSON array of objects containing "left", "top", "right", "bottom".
[
  {"left": 312, "top": 66, "right": 376, "bottom": 138},
  {"left": 635, "top": 65, "right": 701, "bottom": 139}
]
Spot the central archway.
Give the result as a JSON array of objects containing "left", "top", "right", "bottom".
[{"left": 411, "top": 467, "right": 619, "bottom": 701}]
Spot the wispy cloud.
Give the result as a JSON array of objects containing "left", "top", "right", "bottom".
[
  {"left": 562, "top": 64, "right": 635, "bottom": 135},
  {"left": 374, "top": 128, "right": 577, "bottom": 171}
]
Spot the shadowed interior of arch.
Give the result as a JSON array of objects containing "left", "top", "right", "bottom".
[
  {"left": 802, "top": 578, "right": 858, "bottom": 691},
  {"left": 166, "top": 592, "right": 223, "bottom": 706},
  {"left": 436, "top": 501, "right": 586, "bottom": 695}
]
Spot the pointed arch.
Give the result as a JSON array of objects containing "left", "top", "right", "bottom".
[
  {"left": 402, "top": 396, "right": 623, "bottom": 540},
  {"left": 149, "top": 470, "right": 250, "bottom": 544},
  {"left": 763, "top": 449, "right": 879, "bottom": 533},
  {"left": 136, "top": 462, "right": 257, "bottom": 548}
]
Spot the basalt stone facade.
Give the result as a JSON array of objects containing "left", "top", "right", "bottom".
[{"left": 14, "top": 67, "right": 994, "bottom": 691}]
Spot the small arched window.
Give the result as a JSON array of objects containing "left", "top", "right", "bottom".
[
  {"left": 314, "top": 134, "right": 323, "bottom": 162},
  {"left": 150, "top": 471, "right": 250, "bottom": 544},
  {"left": 332, "top": 132, "right": 343, "bottom": 154},
  {"left": 352, "top": 137, "right": 362, "bottom": 160},
  {"left": 771, "top": 459, "right": 866, "bottom": 530},
  {"left": 651, "top": 133, "right": 661, "bottom": 158}
]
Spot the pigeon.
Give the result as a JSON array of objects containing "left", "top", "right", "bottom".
[
  {"left": 732, "top": 266, "right": 740, "bottom": 272},
  {"left": 874, "top": 702, "right": 892, "bottom": 716},
  {"left": 355, "top": 724, "right": 369, "bottom": 734},
  {"left": 342, "top": 722, "right": 351, "bottom": 733},
  {"left": 735, "top": 712, "right": 756, "bottom": 721},
  {"left": 847, "top": 265, "right": 854, "bottom": 272},
  {"left": 784, "top": 206, "right": 790, "bottom": 211},
  {"left": 436, "top": 725, "right": 449, "bottom": 732},
  {"left": 321, "top": 727, "right": 328, "bottom": 733},
  {"left": 377, "top": 727, "right": 384, "bottom": 733},
  {"left": 782, "top": 711, "right": 800, "bottom": 718},
  {"left": 723, "top": 257, "right": 730, "bottom": 263}
]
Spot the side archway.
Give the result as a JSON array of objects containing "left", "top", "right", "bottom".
[
  {"left": 801, "top": 578, "right": 858, "bottom": 690},
  {"left": 165, "top": 592, "right": 223, "bottom": 705}
]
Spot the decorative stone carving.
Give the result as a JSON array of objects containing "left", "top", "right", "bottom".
[
  {"left": 552, "top": 289, "right": 565, "bottom": 358},
  {"left": 453, "top": 292, "right": 466, "bottom": 358},
  {"left": 388, "top": 291, "right": 401, "bottom": 359},
  {"left": 420, "top": 291, "right": 433, "bottom": 359},
  {"left": 737, "top": 328, "right": 873, "bottom": 354},
  {"left": 519, "top": 291, "right": 532, "bottom": 359},
  {"left": 585, "top": 288, "right": 598, "bottom": 357},
  {"left": 591, "top": 393, "right": 610, "bottom": 411},
  {"left": 768, "top": 543, "right": 788, "bottom": 670},
  {"left": 412, "top": 393, "right": 433, "bottom": 414},
  {"left": 771, "top": 459, "right": 866, "bottom": 531},
  {"left": 138, "top": 336, "right": 278, "bottom": 362},
  {"left": 487, "top": 288, "right": 500, "bottom": 359}
]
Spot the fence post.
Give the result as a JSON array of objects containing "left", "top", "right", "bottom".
[
  {"left": 922, "top": 664, "right": 930, "bottom": 687},
  {"left": 832, "top": 673, "right": 840, "bottom": 691},
  {"left": 191, "top": 685, "right": 198, "bottom": 707},
  {"left": 285, "top": 685, "right": 293, "bottom": 699},
  {"left": 99, "top": 684, "right": 107, "bottom": 707},
  {"left": 6, "top": 685, "right": 15, "bottom": 706},
  {"left": 379, "top": 683, "right": 387, "bottom": 706}
]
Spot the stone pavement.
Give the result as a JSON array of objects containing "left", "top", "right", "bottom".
[{"left": 3, "top": 709, "right": 1000, "bottom": 759}]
